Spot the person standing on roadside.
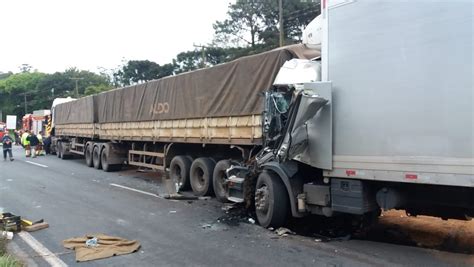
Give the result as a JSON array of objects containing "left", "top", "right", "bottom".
[
  {"left": 14, "top": 130, "right": 20, "bottom": 146},
  {"left": 36, "top": 131, "right": 44, "bottom": 156},
  {"left": 21, "top": 130, "right": 31, "bottom": 157},
  {"left": 2, "top": 134, "right": 14, "bottom": 161},
  {"left": 26, "top": 132, "right": 39, "bottom": 158},
  {"left": 43, "top": 134, "right": 52, "bottom": 155}
]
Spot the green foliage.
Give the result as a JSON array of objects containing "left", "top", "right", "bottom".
[
  {"left": 0, "top": 72, "right": 46, "bottom": 94},
  {"left": 114, "top": 60, "right": 175, "bottom": 86},
  {"left": 0, "top": 237, "right": 22, "bottom": 267},
  {"left": 0, "top": 254, "right": 23, "bottom": 267},
  {"left": 0, "top": 68, "right": 110, "bottom": 122},
  {"left": 213, "top": 0, "right": 319, "bottom": 50},
  {"left": 0, "top": 72, "right": 13, "bottom": 80},
  {"left": 84, "top": 84, "right": 113, "bottom": 95}
]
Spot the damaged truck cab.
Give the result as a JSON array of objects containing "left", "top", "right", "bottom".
[
  {"left": 227, "top": 0, "right": 474, "bottom": 228},
  {"left": 226, "top": 69, "right": 347, "bottom": 227}
]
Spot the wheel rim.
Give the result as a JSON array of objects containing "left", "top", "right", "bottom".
[
  {"left": 215, "top": 170, "right": 227, "bottom": 194},
  {"left": 86, "top": 147, "right": 91, "bottom": 162},
  {"left": 255, "top": 184, "right": 270, "bottom": 213},
  {"left": 193, "top": 167, "right": 205, "bottom": 190},
  {"left": 93, "top": 148, "right": 99, "bottom": 165},
  {"left": 101, "top": 150, "right": 107, "bottom": 167},
  {"left": 173, "top": 165, "right": 183, "bottom": 186}
]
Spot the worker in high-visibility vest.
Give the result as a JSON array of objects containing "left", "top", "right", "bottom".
[
  {"left": 36, "top": 131, "right": 44, "bottom": 156},
  {"left": 21, "top": 130, "right": 31, "bottom": 157}
]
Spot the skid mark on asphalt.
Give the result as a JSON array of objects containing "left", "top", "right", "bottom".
[
  {"left": 17, "top": 231, "right": 68, "bottom": 267},
  {"left": 25, "top": 161, "right": 48, "bottom": 168},
  {"left": 110, "top": 183, "right": 163, "bottom": 198}
]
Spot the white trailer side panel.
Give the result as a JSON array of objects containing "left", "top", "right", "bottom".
[{"left": 323, "top": 0, "right": 474, "bottom": 186}]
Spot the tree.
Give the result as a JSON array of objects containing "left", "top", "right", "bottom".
[
  {"left": 0, "top": 72, "right": 13, "bottom": 80},
  {"left": 114, "top": 60, "right": 175, "bottom": 86},
  {"left": 36, "top": 68, "right": 110, "bottom": 98},
  {"left": 213, "top": 0, "right": 320, "bottom": 50},
  {"left": 84, "top": 84, "right": 113, "bottom": 96},
  {"left": 213, "top": 1, "right": 271, "bottom": 48},
  {"left": 0, "top": 72, "right": 46, "bottom": 119},
  {"left": 19, "top": 64, "right": 33, "bottom": 73},
  {"left": 0, "top": 68, "right": 111, "bottom": 120}
]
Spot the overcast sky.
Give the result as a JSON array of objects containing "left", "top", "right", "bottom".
[{"left": 0, "top": 0, "right": 233, "bottom": 74}]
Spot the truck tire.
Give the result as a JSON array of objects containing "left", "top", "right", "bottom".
[
  {"left": 92, "top": 145, "right": 102, "bottom": 169},
  {"left": 85, "top": 143, "right": 93, "bottom": 167},
  {"left": 213, "top": 160, "right": 231, "bottom": 203},
  {"left": 170, "top": 155, "right": 192, "bottom": 191},
  {"left": 57, "top": 142, "right": 62, "bottom": 158},
  {"left": 60, "top": 142, "right": 69, "bottom": 159},
  {"left": 101, "top": 144, "right": 121, "bottom": 172},
  {"left": 190, "top": 157, "right": 216, "bottom": 196},
  {"left": 255, "top": 171, "right": 289, "bottom": 228}
]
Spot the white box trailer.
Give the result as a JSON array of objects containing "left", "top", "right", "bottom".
[{"left": 320, "top": 0, "right": 473, "bottom": 189}]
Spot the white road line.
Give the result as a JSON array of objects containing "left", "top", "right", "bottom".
[
  {"left": 17, "top": 231, "right": 68, "bottom": 267},
  {"left": 25, "top": 161, "right": 48, "bottom": 168},
  {"left": 110, "top": 183, "right": 162, "bottom": 198}
]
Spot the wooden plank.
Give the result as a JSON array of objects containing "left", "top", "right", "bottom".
[
  {"left": 70, "top": 150, "right": 84, "bottom": 156},
  {"left": 129, "top": 150, "right": 164, "bottom": 158},
  {"left": 128, "top": 161, "right": 164, "bottom": 171}
]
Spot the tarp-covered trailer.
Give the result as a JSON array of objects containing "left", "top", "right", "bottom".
[{"left": 52, "top": 45, "right": 320, "bottom": 195}]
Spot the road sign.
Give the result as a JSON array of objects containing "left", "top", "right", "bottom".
[{"left": 6, "top": 115, "right": 17, "bottom": 130}]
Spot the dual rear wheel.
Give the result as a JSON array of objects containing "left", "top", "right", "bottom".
[
  {"left": 169, "top": 155, "right": 290, "bottom": 228},
  {"left": 86, "top": 143, "right": 122, "bottom": 172},
  {"left": 169, "top": 155, "right": 230, "bottom": 202}
]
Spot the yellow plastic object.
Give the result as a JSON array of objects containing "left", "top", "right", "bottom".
[{"left": 21, "top": 219, "right": 33, "bottom": 226}]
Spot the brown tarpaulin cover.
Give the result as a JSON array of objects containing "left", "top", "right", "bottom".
[
  {"left": 55, "top": 44, "right": 320, "bottom": 124},
  {"left": 63, "top": 234, "right": 141, "bottom": 262},
  {"left": 55, "top": 96, "right": 95, "bottom": 124}
]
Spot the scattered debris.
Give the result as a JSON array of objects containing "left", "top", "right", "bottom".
[
  {"left": 268, "top": 227, "right": 274, "bottom": 231},
  {"left": 221, "top": 204, "right": 238, "bottom": 212},
  {"left": 201, "top": 224, "right": 212, "bottom": 229},
  {"left": 198, "top": 196, "right": 211, "bottom": 200},
  {"left": 215, "top": 203, "right": 250, "bottom": 226},
  {"left": 275, "top": 227, "right": 295, "bottom": 236},
  {"left": 24, "top": 222, "right": 49, "bottom": 232},
  {"left": 63, "top": 234, "right": 140, "bottom": 262},
  {"left": 164, "top": 194, "right": 198, "bottom": 200},
  {"left": 85, "top": 237, "right": 99, "bottom": 247},
  {"left": 1, "top": 212, "right": 49, "bottom": 233},
  {"left": 169, "top": 211, "right": 177, "bottom": 214},
  {"left": 136, "top": 168, "right": 154, "bottom": 173},
  {"left": 1, "top": 231, "right": 13, "bottom": 240},
  {"left": 0, "top": 213, "right": 21, "bottom": 232},
  {"left": 248, "top": 218, "right": 255, "bottom": 224}
]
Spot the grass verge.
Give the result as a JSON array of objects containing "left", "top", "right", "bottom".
[{"left": 0, "top": 237, "right": 23, "bottom": 267}]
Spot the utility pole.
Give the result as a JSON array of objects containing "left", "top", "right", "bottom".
[
  {"left": 19, "top": 92, "right": 31, "bottom": 114},
  {"left": 70, "top": 77, "right": 84, "bottom": 98},
  {"left": 279, "top": 0, "right": 284, "bottom": 47},
  {"left": 193, "top": 43, "right": 208, "bottom": 68}
]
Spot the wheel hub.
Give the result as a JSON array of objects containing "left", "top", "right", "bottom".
[{"left": 255, "top": 185, "right": 269, "bottom": 212}]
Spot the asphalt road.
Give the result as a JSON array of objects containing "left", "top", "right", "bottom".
[{"left": 1, "top": 146, "right": 473, "bottom": 267}]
